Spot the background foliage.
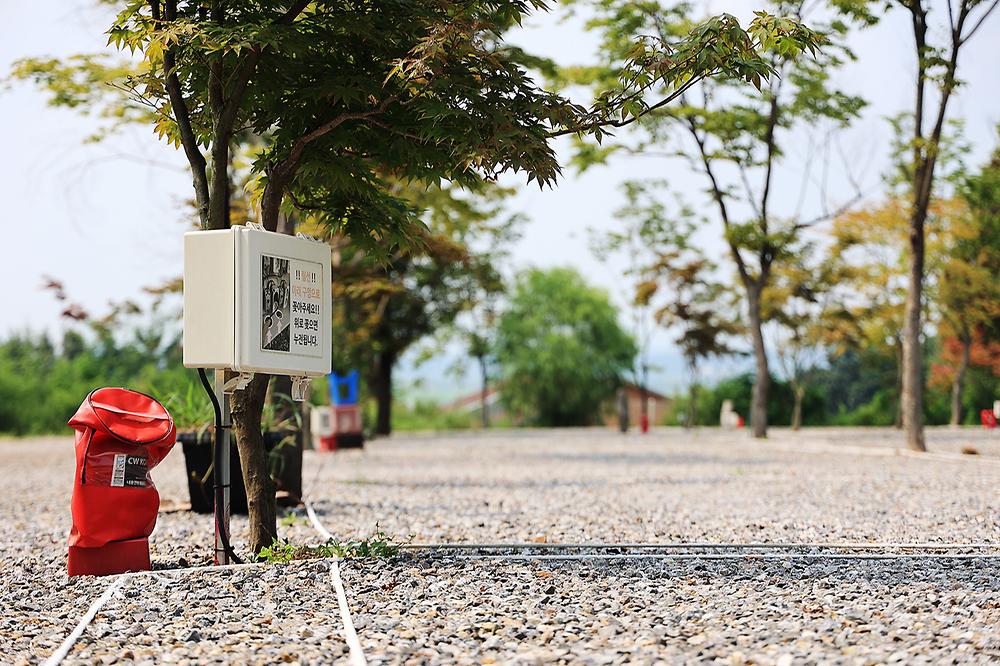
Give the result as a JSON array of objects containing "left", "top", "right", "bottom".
[{"left": 495, "top": 267, "right": 637, "bottom": 427}]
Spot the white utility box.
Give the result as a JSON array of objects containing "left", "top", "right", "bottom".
[{"left": 183, "top": 225, "right": 332, "bottom": 380}]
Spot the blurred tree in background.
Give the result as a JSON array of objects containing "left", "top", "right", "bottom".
[
  {"left": 0, "top": 280, "right": 197, "bottom": 435},
  {"left": 763, "top": 241, "right": 846, "bottom": 430},
  {"left": 496, "top": 268, "right": 637, "bottom": 426},
  {"left": 828, "top": 200, "right": 911, "bottom": 426},
  {"left": 321, "top": 181, "right": 516, "bottom": 436},
  {"left": 844, "top": 0, "right": 1000, "bottom": 451},
  {"left": 932, "top": 132, "right": 1000, "bottom": 424},
  {"left": 601, "top": 181, "right": 741, "bottom": 428},
  {"left": 565, "top": 0, "right": 867, "bottom": 438}
]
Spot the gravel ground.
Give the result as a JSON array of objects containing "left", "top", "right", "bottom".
[
  {"left": 2, "top": 427, "right": 999, "bottom": 664},
  {"left": 341, "top": 557, "right": 1000, "bottom": 665},
  {"left": 53, "top": 562, "right": 350, "bottom": 665}
]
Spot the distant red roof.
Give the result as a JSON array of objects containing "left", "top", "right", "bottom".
[
  {"left": 620, "top": 382, "right": 669, "bottom": 402},
  {"left": 441, "top": 381, "right": 667, "bottom": 414},
  {"left": 441, "top": 385, "right": 502, "bottom": 413}
]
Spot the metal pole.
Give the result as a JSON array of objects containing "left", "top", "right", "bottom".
[{"left": 214, "top": 369, "right": 231, "bottom": 565}]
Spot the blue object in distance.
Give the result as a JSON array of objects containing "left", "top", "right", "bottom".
[{"left": 329, "top": 370, "right": 360, "bottom": 406}]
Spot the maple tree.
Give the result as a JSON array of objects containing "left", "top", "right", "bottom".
[{"left": 763, "top": 242, "right": 848, "bottom": 430}]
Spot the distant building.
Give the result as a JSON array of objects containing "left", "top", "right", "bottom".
[
  {"left": 602, "top": 383, "right": 672, "bottom": 430},
  {"left": 441, "top": 381, "right": 670, "bottom": 428},
  {"left": 440, "top": 385, "right": 507, "bottom": 423}
]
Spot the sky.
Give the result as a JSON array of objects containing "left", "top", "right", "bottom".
[{"left": 2, "top": 1, "right": 999, "bottom": 400}]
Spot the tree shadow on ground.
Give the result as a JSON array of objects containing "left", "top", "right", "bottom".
[{"left": 506, "top": 452, "right": 778, "bottom": 467}]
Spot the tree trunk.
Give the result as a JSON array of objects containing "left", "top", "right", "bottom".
[
  {"left": 478, "top": 355, "right": 490, "bottom": 428},
  {"left": 686, "top": 382, "right": 698, "bottom": 429},
  {"left": 230, "top": 373, "right": 276, "bottom": 553},
  {"left": 894, "top": 341, "right": 903, "bottom": 429},
  {"left": 950, "top": 333, "right": 971, "bottom": 427},
  {"left": 791, "top": 385, "right": 804, "bottom": 431},
  {"left": 640, "top": 381, "right": 648, "bottom": 430},
  {"left": 260, "top": 174, "right": 288, "bottom": 232},
  {"left": 746, "top": 289, "right": 770, "bottom": 438},
  {"left": 208, "top": 129, "right": 231, "bottom": 229},
  {"left": 276, "top": 211, "right": 295, "bottom": 236},
  {"left": 901, "top": 210, "right": 927, "bottom": 451},
  {"left": 372, "top": 350, "right": 394, "bottom": 436},
  {"left": 616, "top": 387, "right": 629, "bottom": 433}
]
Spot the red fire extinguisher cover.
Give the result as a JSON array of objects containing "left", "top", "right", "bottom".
[{"left": 67, "top": 388, "right": 175, "bottom": 549}]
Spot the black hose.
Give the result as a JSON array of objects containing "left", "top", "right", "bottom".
[{"left": 197, "top": 368, "right": 244, "bottom": 565}]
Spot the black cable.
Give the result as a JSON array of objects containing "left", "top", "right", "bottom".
[{"left": 197, "top": 368, "right": 244, "bottom": 565}]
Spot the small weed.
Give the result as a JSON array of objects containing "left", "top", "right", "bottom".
[
  {"left": 280, "top": 512, "right": 306, "bottom": 527},
  {"left": 256, "top": 539, "right": 303, "bottom": 564},
  {"left": 256, "top": 527, "right": 407, "bottom": 564},
  {"left": 325, "top": 527, "right": 407, "bottom": 558}
]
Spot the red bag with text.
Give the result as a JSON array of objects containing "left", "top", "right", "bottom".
[{"left": 67, "top": 387, "right": 175, "bottom": 576}]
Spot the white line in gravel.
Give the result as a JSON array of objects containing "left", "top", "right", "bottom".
[
  {"left": 45, "top": 559, "right": 286, "bottom": 666},
  {"left": 305, "top": 501, "right": 367, "bottom": 666},
  {"left": 401, "top": 541, "right": 1000, "bottom": 550},
  {"left": 43, "top": 573, "right": 133, "bottom": 666},
  {"left": 305, "top": 500, "right": 332, "bottom": 540},
  {"left": 330, "top": 561, "right": 367, "bottom": 666},
  {"left": 449, "top": 553, "right": 1000, "bottom": 561}
]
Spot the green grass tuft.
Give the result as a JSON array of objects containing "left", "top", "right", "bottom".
[{"left": 256, "top": 527, "right": 407, "bottom": 564}]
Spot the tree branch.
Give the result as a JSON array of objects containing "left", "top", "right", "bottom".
[
  {"left": 153, "top": 0, "right": 210, "bottom": 228},
  {"left": 208, "top": 0, "right": 229, "bottom": 229},
  {"left": 738, "top": 163, "right": 763, "bottom": 220},
  {"left": 684, "top": 113, "right": 752, "bottom": 288},
  {"left": 207, "top": 0, "right": 310, "bottom": 229},
  {"left": 793, "top": 190, "right": 864, "bottom": 230},
  {"left": 366, "top": 118, "right": 426, "bottom": 142},
  {"left": 910, "top": 1, "right": 927, "bottom": 145},
  {"left": 260, "top": 97, "right": 398, "bottom": 231},
  {"left": 962, "top": 0, "right": 1000, "bottom": 43},
  {"left": 759, "top": 68, "right": 785, "bottom": 232},
  {"left": 277, "top": 97, "right": 398, "bottom": 182},
  {"left": 916, "top": 2, "right": 968, "bottom": 214},
  {"left": 547, "top": 71, "right": 708, "bottom": 138},
  {"left": 276, "top": 0, "right": 310, "bottom": 24}
]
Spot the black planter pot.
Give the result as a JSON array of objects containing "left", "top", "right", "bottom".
[
  {"left": 178, "top": 430, "right": 302, "bottom": 514},
  {"left": 335, "top": 432, "right": 365, "bottom": 449},
  {"left": 264, "top": 430, "right": 303, "bottom": 507},
  {"left": 179, "top": 431, "right": 248, "bottom": 514}
]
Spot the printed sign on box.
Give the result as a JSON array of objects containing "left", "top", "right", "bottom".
[
  {"left": 260, "top": 255, "right": 323, "bottom": 357},
  {"left": 290, "top": 260, "right": 323, "bottom": 357}
]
